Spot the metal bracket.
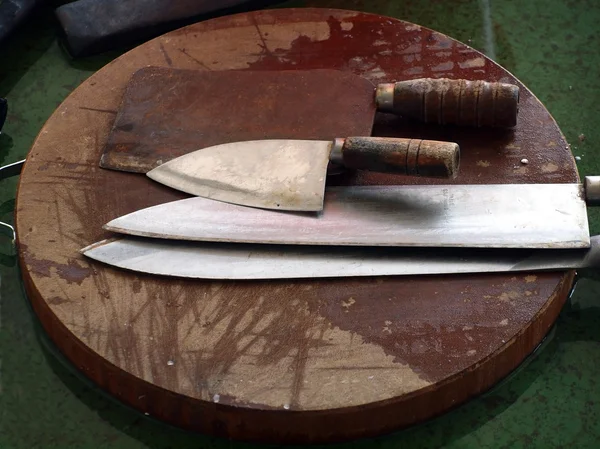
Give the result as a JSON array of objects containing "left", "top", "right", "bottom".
[{"left": 0, "top": 159, "right": 25, "bottom": 243}]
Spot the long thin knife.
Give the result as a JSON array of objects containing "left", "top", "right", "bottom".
[
  {"left": 103, "top": 179, "right": 600, "bottom": 249},
  {"left": 81, "top": 236, "right": 600, "bottom": 280}
]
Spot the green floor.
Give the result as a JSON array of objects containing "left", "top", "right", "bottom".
[{"left": 1, "top": 1, "right": 600, "bottom": 447}]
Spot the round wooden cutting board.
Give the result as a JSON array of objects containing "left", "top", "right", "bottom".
[{"left": 15, "top": 8, "right": 578, "bottom": 444}]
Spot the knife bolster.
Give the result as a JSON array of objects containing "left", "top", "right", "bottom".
[
  {"left": 340, "top": 137, "right": 459, "bottom": 178},
  {"left": 585, "top": 176, "right": 600, "bottom": 206},
  {"left": 329, "top": 138, "right": 345, "bottom": 165},
  {"left": 375, "top": 83, "right": 394, "bottom": 111}
]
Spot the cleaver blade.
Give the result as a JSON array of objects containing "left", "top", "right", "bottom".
[{"left": 103, "top": 180, "right": 597, "bottom": 250}]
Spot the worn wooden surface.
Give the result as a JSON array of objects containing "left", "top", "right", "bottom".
[
  {"left": 340, "top": 136, "right": 459, "bottom": 177},
  {"left": 15, "top": 8, "right": 577, "bottom": 444}
]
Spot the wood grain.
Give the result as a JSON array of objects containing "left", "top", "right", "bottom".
[{"left": 15, "top": 8, "right": 577, "bottom": 444}]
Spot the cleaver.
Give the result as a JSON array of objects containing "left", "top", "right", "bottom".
[
  {"left": 146, "top": 136, "right": 460, "bottom": 211},
  {"left": 101, "top": 177, "right": 600, "bottom": 250},
  {"left": 100, "top": 67, "right": 518, "bottom": 173}
]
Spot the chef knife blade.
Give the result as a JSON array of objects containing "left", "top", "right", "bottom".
[
  {"left": 103, "top": 179, "right": 600, "bottom": 250},
  {"left": 146, "top": 137, "right": 459, "bottom": 212},
  {"left": 81, "top": 235, "right": 600, "bottom": 280}
]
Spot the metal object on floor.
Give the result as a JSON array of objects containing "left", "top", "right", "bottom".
[
  {"left": 0, "top": 159, "right": 24, "bottom": 242},
  {"left": 0, "top": 159, "right": 25, "bottom": 265}
]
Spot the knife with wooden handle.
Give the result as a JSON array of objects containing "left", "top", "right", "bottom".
[{"left": 147, "top": 137, "right": 460, "bottom": 212}]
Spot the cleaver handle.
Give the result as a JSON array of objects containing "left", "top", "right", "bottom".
[
  {"left": 375, "top": 78, "right": 519, "bottom": 128},
  {"left": 331, "top": 137, "right": 459, "bottom": 178}
]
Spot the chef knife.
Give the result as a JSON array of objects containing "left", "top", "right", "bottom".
[
  {"left": 103, "top": 177, "right": 600, "bottom": 250},
  {"left": 146, "top": 137, "right": 460, "bottom": 212},
  {"left": 81, "top": 235, "right": 600, "bottom": 280}
]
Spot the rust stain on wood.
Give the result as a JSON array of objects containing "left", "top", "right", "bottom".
[{"left": 21, "top": 245, "right": 92, "bottom": 285}]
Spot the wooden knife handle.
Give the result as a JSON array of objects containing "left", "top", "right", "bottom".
[
  {"left": 375, "top": 78, "right": 519, "bottom": 128},
  {"left": 332, "top": 137, "right": 460, "bottom": 178}
]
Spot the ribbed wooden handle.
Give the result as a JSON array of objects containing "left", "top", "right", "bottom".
[
  {"left": 337, "top": 137, "right": 459, "bottom": 178},
  {"left": 375, "top": 78, "right": 519, "bottom": 128}
]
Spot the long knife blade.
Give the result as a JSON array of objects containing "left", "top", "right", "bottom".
[
  {"left": 105, "top": 183, "right": 590, "bottom": 249},
  {"left": 81, "top": 236, "right": 600, "bottom": 280}
]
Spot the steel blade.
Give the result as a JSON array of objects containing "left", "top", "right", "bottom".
[
  {"left": 81, "top": 236, "right": 600, "bottom": 280},
  {"left": 105, "top": 183, "right": 590, "bottom": 249},
  {"left": 146, "top": 139, "right": 331, "bottom": 211}
]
